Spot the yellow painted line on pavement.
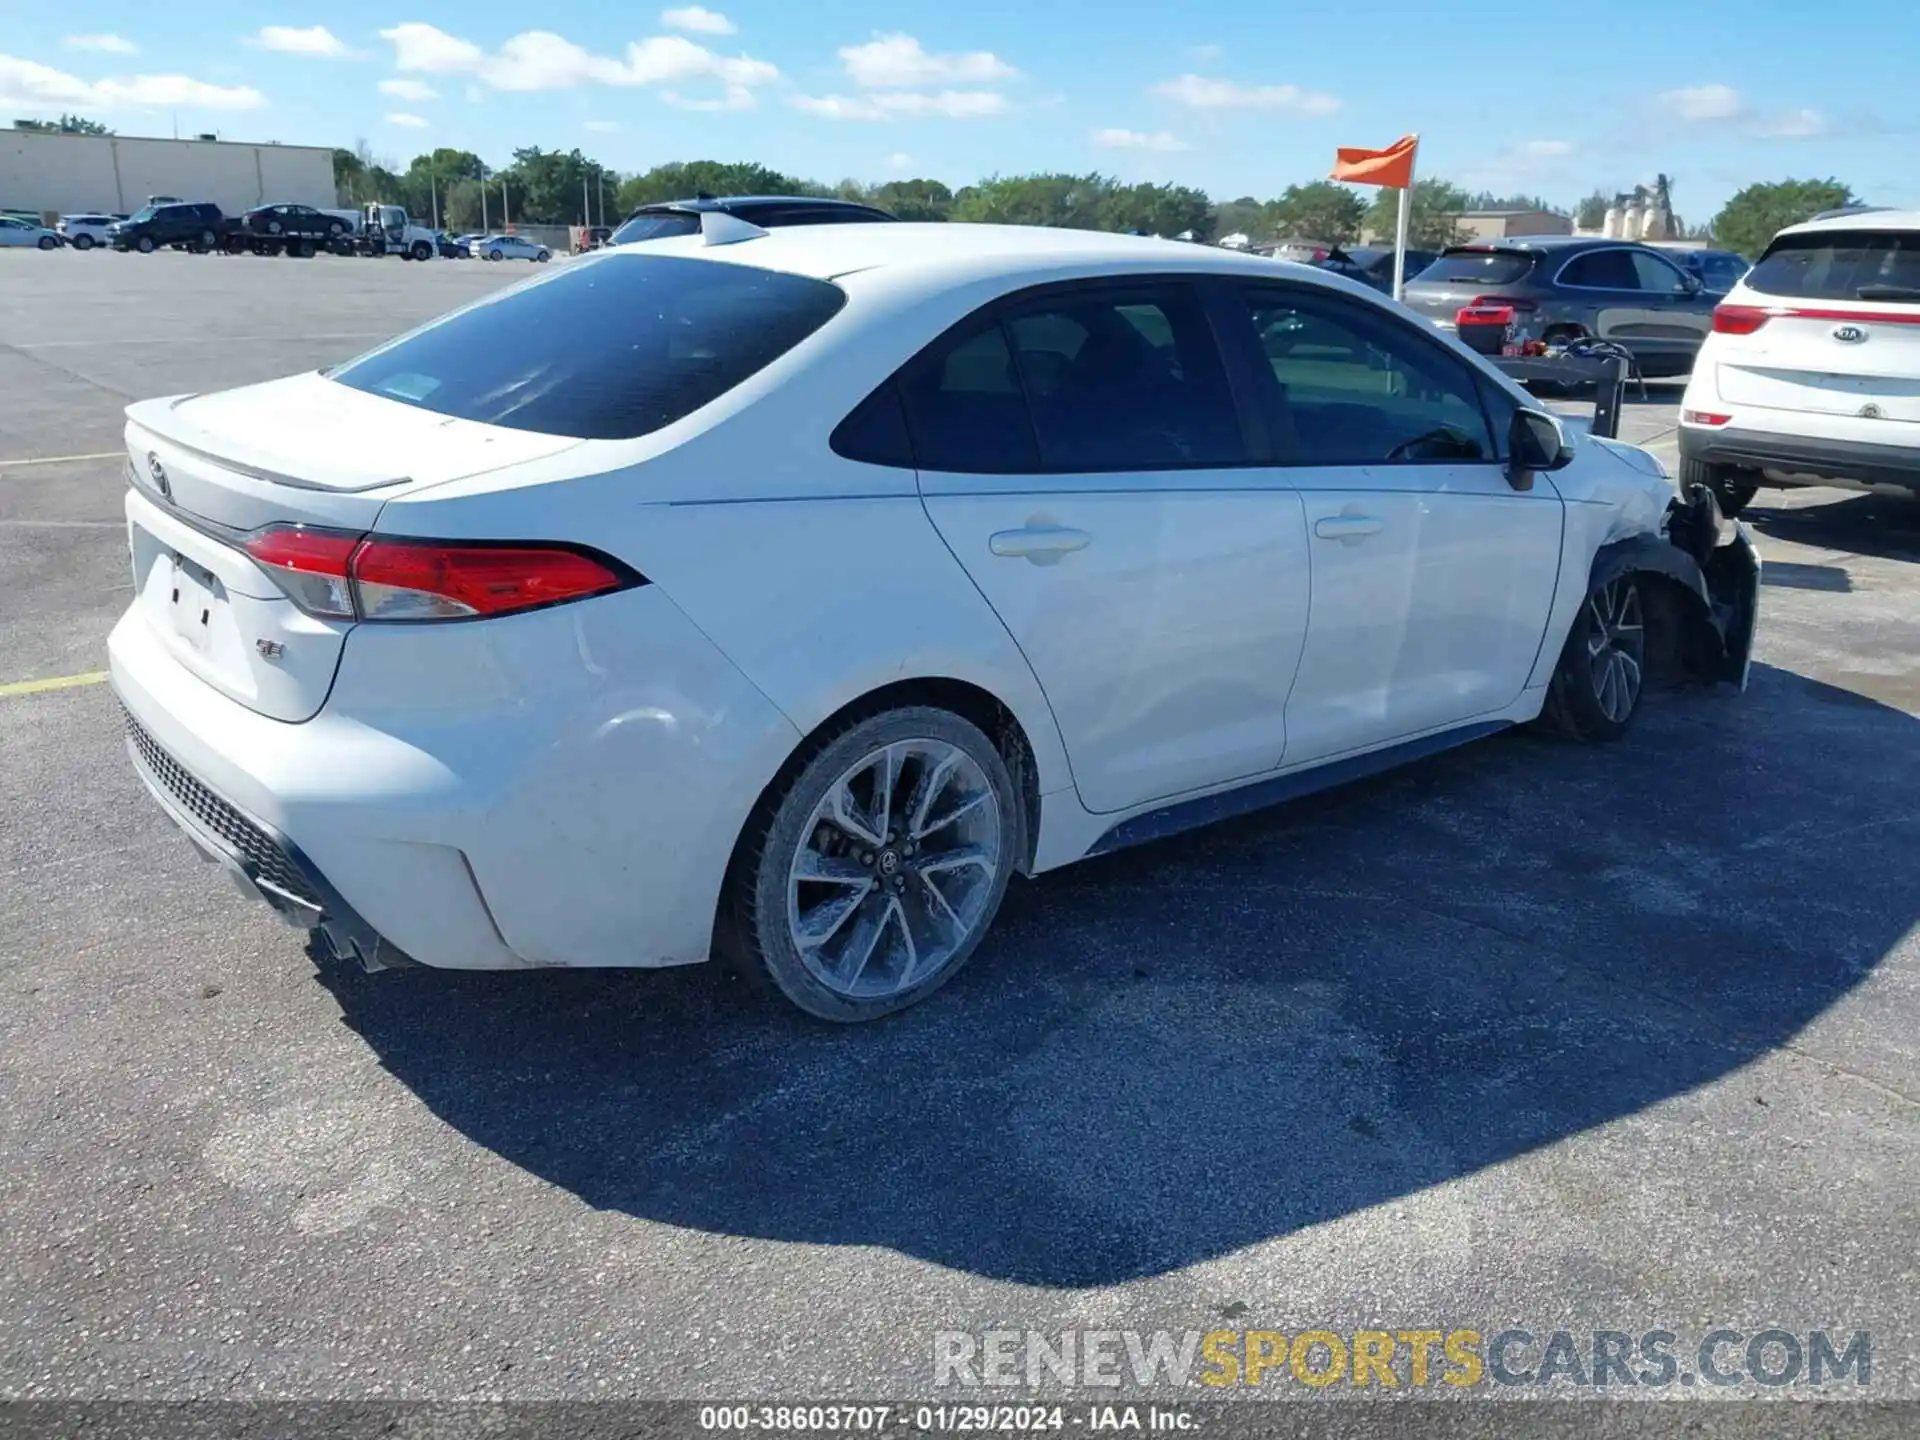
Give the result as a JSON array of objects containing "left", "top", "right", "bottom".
[
  {"left": 0, "top": 452, "right": 121, "bottom": 469},
  {"left": 0, "top": 670, "right": 110, "bottom": 699}
]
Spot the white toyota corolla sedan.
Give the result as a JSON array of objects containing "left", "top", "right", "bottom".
[{"left": 111, "top": 217, "right": 1760, "bottom": 1020}]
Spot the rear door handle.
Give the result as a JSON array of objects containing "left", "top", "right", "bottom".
[
  {"left": 1313, "top": 515, "right": 1384, "bottom": 542},
  {"left": 989, "top": 525, "right": 1093, "bottom": 564}
]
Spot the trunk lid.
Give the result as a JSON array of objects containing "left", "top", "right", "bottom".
[{"left": 123, "top": 373, "right": 583, "bottom": 722}]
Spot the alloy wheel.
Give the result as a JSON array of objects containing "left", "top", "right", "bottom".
[
  {"left": 1586, "top": 578, "right": 1645, "bottom": 724},
  {"left": 786, "top": 739, "right": 1003, "bottom": 1000}
]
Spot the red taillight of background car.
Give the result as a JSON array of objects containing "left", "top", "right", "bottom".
[
  {"left": 1456, "top": 304, "right": 1515, "bottom": 329},
  {"left": 242, "top": 526, "right": 641, "bottom": 623},
  {"left": 1712, "top": 305, "right": 1772, "bottom": 335},
  {"left": 1469, "top": 294, "right": 1539, "bottom": 313},
  {"left": 1682, "top": 410, "right": 1733, "bottom": 427}
]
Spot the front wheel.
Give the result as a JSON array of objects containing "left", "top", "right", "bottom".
[
  {"left": 727, "top": 707, "right": 1018, "bottom": 1022},
  {"left": 410, "top": 241, "right": 432, "bottom": 260},
  {"left": 38, "top": 235, "right": 56, "bottom": 250},
  {"left": 136, "top": 235, "right": 156, "bottom": 254},
  {"left": 535, "top": 250, "right": 549, "bottom": 263},
  {"left": 487, "top": 249, "right": 503, "bottom": 261},
  {"left": 73, "top": 234, "right": 94, "bottom": 251},
  {"left": 1541, "top": 574, "right": 1646, "bottom": 742},
  {"left": 1679, "top": 455, "right": 1758, "bottom": 518}
]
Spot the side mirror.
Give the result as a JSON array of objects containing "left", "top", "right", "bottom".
[
  {"left": 1680, "top": 274, "right": 1703, "bottom": 296},
  {"left": 1508, "top": 408, "right": 1575, "bottom": 487}
]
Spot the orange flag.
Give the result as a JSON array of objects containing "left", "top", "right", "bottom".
[{"left": 1331, "top": 134, "right": 1418, "bottom": 189}]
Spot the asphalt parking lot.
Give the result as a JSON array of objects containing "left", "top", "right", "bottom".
[{"left": 1, "top": 248, "right": 1917, "bottom": 1412}]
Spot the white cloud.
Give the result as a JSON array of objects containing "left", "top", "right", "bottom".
[
  {"left": 250, "top": 25, "right": 352, "bottom": 58},
  {"left": 1519, "top": 138, "right": 1573, "bottom": 157},
  {"left": 64, "top": 35, "right": 139, "bottom": 56},
  {"left": 377, "top": 23, "right": 778, "bottom": 102},
  {"left": 378, "top": 77, "right": 437, "bottom": 101},
  {"left": 661, "top": 6, "right": 736, "bottom": 35},
  {"left": 584, "top": 119, "right": 620, "bottom": 132},
  {"left": 1661, "top": 83, "right": 1742, "bottom": 121},
  {"left": 791, "top": 89, "right": 1007, "bottom": 121},
  {"left": 840, "top": 33, "right": 1016, "bottom": 88},
  {"left": 1093, "top": 127, "right": 1188, "bottom": 152},
  {"left": 661, "top": 84, "right": 755, "bottom": 111},
  {"left": 1153, "top": 73, "right": 1339, "bottom": 114},
  {"left": 886, "top": 150, "right": 912, "bottom": 170},
  {"left": 1748, "top": 107, "right": 1828, "bottom": 139},
  {"left": 384, "top": 111, "right": 427, "bottom": 127},
  {"left": 0, "top": 53, "right": 266, "bottom": 111}
]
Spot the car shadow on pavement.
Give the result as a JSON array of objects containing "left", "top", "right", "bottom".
[
  {"left": 1745, "top": 492, "right": 1920, "bottom": 566},
  {"left": 315, "top": 663, "right": 1917, "bottom": 1287}
]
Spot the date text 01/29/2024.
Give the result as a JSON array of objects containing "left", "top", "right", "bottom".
[{"left": 697, "top": 1405, "right": 1189, "bottom": 1432}]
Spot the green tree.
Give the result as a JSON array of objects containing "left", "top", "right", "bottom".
[
  {"left": 1575, "top": 190, "right": 1609, "bottom": 230},
  {"left": 867, "top": 178, "right": 954, "bottom": 222},
  {"left": 1710, "top": 178, "right": 1857, "bottom": 260},
  {"left": 1463, "top": 191, "right": 1564, "bottom": 215},
  {"left": 1211, "top": 195, "right": 1266, "bottom": 242},
  {"left": 1105, "top": 180, "right": 1212, "bottom": 240},
  {"left": 1267, "top": 181, "right": 1365, "bottom": 244},
  {"left": 613, "top": 160, "right": 805, "bottom": 213},
  {"left": 15, "top": 113, "right": 112, "bottom": 135},
  {"left": 950, "top": 173, "right": 1115, "bottom": 228},
  {"left": 1362, "top": 177, "right": 1470, "bottom": 249}
]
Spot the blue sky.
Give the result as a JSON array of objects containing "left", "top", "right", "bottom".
[{"left": 5, "top": 0, "right": 1913, "bottom": 217}]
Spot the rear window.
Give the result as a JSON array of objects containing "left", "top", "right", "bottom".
[
  {"left": 328, "top": 253, "right": 846, "bottom": 440},
  {"left": 609, "top": 211, "right": 702, "bottom": 245},
  {"left": 1746, "top": 230, "right": 1920, "bottom": 301},
  {"left": 1413, "top": 249, "right": 1537, "bottom": 286}
]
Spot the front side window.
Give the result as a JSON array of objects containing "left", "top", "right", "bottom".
[
  {"left": 329, "top": 252, "right": 846, "bottom": 440},
  {"left": 1237, "top": 287, "right": 1495, "bottom": 465},
  {"left": 1630, "top": 250, "right": 1690, "bottom": 293}
]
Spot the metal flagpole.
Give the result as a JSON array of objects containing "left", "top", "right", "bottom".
[{"left": 1392, "top": 136, "right": 1417, "bottom": 303}]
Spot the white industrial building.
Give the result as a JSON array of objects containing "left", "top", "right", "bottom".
[{"left": 0, "top": 129, "right": 337, "bottom": 219}]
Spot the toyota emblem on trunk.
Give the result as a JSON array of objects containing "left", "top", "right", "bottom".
[
  {"left": 1832, "top": 324, "right": 1868, "bottom": 344},
  {"left": 146, "top": 453, "right": 171, "bottom": 500}
]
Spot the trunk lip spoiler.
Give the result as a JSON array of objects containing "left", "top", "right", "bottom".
[{"left": 130, "top": 397, "right": 414, "bottom": 495}]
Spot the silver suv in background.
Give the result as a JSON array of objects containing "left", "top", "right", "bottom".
[{"left": 1401, "top": 236, "right": 1720, "bottom": 375}]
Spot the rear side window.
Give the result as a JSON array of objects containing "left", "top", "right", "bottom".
[
  {"left": 1746, "top": 231, "right": 1920, "bottom": 300},
  {"left": 1415, "top": 250, "right": 1536, "bottom": 286},
  {"left": 328, "top": 253, "right": 846, "bottom": 440},
  {"left": 899, "top": 322, "right": 1040, "bottom": 473},
  {"left": 609, "top": 211, "right": 702, "bottom": 245}
]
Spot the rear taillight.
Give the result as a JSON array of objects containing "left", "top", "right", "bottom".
[
  {"left": 241, "top": 526, "right": 641, "bottom": 623},
  {"left": 1683, "top": 410, "right": 1733, "bottom": 427},
  {"left": 1712, "top": 304, "right": 1771, "bottom": 335},
  {"left": 1469, "top": 294, "right": 1538, "bottom": 313}
]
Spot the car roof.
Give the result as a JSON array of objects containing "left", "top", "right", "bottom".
[
  {"left": 604, "top": 220, "right": 1358, "bottom": 293},
  {"left": 1776, "top": 207, "right": 1920, "bottom": 238},
  {"left": 1442, "top": 235, "right": 1622, "bottom": 254}
]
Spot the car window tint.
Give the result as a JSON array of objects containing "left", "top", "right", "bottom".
[
  {"left": 830, "top": 384, "right": 915, "bottom": 468},
  {"left": 898, "top": 321, "right": 1039, "bottom": 473},
  {"left": 1559, "top": 249, "right": 1639, "bottom": 289},
  {"left": 1005, "top": 287, "right": 1245, "bottom": 471},
  {"left": 1746, "top": 230, "right": 1920, "bottom": 300},
  {"left": 329, "top": 253, "right": 845, "bottom": 440},
  {"left": 1237, "top": 287, "right": 1495, "bottom": 465},
  {"left": 1631, "top": 250, "right": 1688, "bottom": 292},
  {"left": 1415, "top": 250, "right": 1536, "bottom": 286}
]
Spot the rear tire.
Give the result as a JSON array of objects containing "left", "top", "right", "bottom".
[
  {"left": 73, "top": 234, "right": 94, "bottom": 251},
  {"left": 1679, "top": 456, "right": 1758, "bottom": 518},
  {"left": 1540, "top": 574, "right": 1647, "bottom": 743},
  {"left": 726, "top": 706, "right": 1018, "bottom": 1022}
]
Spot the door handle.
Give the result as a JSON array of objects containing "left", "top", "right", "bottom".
[
  {"left": 989, "top": 524, "right": 1092, "bottom": 564},
  {"left": 1313, "top": 515, "right": 1384, "bottom": 542}
]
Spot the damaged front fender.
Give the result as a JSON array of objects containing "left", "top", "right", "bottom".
[{"left": 1589, "top": 482, "right": 1760, "bottom": 690}]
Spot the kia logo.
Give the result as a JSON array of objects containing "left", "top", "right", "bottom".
[
  {"left": 1832, "top": 324, "right": 1869, "bottom": 344},
  {"left": 146, "top": 453, "right": 171, "bottom": 500}
]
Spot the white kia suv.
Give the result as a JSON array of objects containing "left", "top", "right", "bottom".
[
  {"left": 111, "top": 219, "right": 1760, "bottom": 1020},
  {"left": 1679, "top": 208, "right": 1920, "bottom": 516}
]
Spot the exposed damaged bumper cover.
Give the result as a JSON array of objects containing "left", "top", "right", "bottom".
[
  {"left": 1593, "top": 482, "right": 1760, "bottom": 690},
  {"left": 120, "top": 705, "right": 417, "bottom": 972}
]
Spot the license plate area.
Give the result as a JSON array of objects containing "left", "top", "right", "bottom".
[{"left": 168, "top": 552, "right": 223, "bottom": 653}]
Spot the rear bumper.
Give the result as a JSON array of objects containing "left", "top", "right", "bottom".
[
  {"left": 121, "top": 706, "right": 411, "bottom": 970},
  {"left": 1680, "top": 424, "right": 1920, "bottom": 492}
]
